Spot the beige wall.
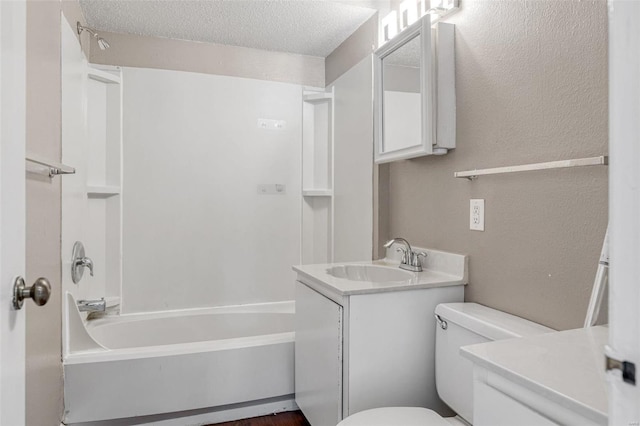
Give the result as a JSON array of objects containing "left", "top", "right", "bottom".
[
  {"left": 379, "top": 0, "right": 608, "bottom": 331},
  {"left": 25, "top": 2, "right": 87, "bottom": 425},
  {"left": 61, "top": 0, "right": 91, "bottom": 52},
  {"left": 89, "top": 31, "right": 325, "bottom": 87},
  {"left": 331, "top": 56, "right": 374, "bottom": 262},
  {"left": 325, "top": 14, "right": 378, "bottom": 86}
]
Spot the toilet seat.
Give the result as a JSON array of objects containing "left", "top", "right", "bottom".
[{"left": 336, "top": 407, "right": 452, "bottom": 426}]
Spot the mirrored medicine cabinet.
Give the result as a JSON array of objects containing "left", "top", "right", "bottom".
[{"left": 374, "top": 19, "right": 455, "bottom": 164}]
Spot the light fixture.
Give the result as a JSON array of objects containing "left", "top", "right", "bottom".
[
  {"left": 77, "top": 22, "right": 110, "bottom": 50},
  {"left": 425, "top": 0, "right": 458, "bottom": 17},
  {"left": 426, "top": 6, "right": 449, "bottom": 15},
  {"left": 399, "top": 0, "right": 418, "bottom": 30},
  {"left": 419, "top": 0, "right": 429, "bottom": 16},
  {"left": 380, "top": 0, "right": 459, "bottom": 45},
  {"left": 381, "top": 11, "right": 398, "bottom": 43}
]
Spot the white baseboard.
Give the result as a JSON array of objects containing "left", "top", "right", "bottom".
[{"left": 64, "top": 396, "right": 298, "bottom": 426}]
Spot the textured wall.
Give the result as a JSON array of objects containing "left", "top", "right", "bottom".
[
  {"left": 380, "top": 0, "right": 608, "bottom": 330},
  {"left": 90, "top": 31, "right": 325, "bottom": 87}
]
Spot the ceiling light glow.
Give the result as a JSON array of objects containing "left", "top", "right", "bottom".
[
  {"left": 399, "top": 0, "right": 418, "bottom": 30},
  {"left": 381, "top": 11, "right": 398, "bottom": 44}
]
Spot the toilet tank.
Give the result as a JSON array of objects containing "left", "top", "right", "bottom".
[{"left": 434, "top": 303, "right": 553, "bottom": 424}]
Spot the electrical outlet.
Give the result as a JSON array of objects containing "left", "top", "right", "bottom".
[{"left": 470, "top": 199, "right": 485, "bottom": 231}]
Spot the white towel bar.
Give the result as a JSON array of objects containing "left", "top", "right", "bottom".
[{"left": 454, "top": 156, "right": 608, "bottom": 180}]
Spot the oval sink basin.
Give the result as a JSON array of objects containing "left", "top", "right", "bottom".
[{"left": 326, "top": 265, "right": 413, "bottom": 283}]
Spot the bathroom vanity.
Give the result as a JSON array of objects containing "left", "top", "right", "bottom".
[
  {"left": 293, "top": 248, "right": 468, "bottom": 426},
  {"left": 462, "top": 326, "right": 608, "bottom": 426}
]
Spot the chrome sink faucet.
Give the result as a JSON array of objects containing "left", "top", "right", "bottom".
[{"left": 384, "top": 238, "right": 427, "bottom": 272}]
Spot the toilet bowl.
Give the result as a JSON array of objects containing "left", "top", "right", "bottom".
[
  {"left": 337, "top": 303, "right": 553, "bottom": 426},
  {"left": 337, "top": 407, "right": 467, "bottom": 426}
]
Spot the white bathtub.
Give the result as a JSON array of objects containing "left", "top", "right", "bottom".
[{"left": 63, "top": 293, "right": 295, "bottom": 425}]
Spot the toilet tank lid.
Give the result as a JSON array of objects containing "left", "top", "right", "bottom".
[{"left": 435, "top": 303, "right": 554, "bottom": 341}]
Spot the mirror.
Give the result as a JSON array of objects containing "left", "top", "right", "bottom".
[{"left": 374, "top": 18, "right": 434, "bottom": 163}]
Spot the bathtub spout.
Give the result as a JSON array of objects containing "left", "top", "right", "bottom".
[{"left": 77, "top": 298, "right": 106, "bottom": 313}]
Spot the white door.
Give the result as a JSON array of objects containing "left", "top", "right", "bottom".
[
  {"left": 608, "top": 0, "right": 640, "bottom": 424},
  {"left": 0, "top": 0, "right": 27, "bottom": 424}
]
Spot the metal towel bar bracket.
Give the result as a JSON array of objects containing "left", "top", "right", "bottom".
[{"left": 26, "top": 154, "right": 76, "bottom": 178}]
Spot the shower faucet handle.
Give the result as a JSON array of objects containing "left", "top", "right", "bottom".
[
  {"left": 71, "top": 241, "right": 94, "bottom": 284},
  {"left": 77, "top": 257, "right": 94, "bottom": 276}
]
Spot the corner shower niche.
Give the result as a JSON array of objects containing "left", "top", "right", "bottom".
[
  {"left": 302, "top": 87, "right": 334, "bottom": 264},
  {"left": 61, "top": 58, "right": 122, "bottom": 313},
  {"left": 85, "top": 65, "right": 122, "bottom": 306}
]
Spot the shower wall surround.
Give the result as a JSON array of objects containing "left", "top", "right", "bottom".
[{"left": 122, "top": 67, "right": 301, "bottom": 313}]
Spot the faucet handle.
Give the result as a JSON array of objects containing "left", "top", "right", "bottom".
[
  {"left": 71, "top": 241, "right": 94, "bottom": 283},
  {"left": 81, "top": 258, "right": 94, "bottom": 277},
  {"left": 396, "top": 247, "right": 408, "bottom": 263},
  {"left": 411, "top": 251, "right": 427, "bottom": 267}
]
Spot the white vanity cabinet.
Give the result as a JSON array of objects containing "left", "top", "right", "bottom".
[
  {"left": 295, "top": 282, "right": 344, "bottom": 426},
  {"left": 294, "top": 250, "right": 468, "bottom": 426}
]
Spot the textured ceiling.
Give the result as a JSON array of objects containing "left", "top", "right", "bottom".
[{"left": 79, "top": 0, "right": 383, "bottom": 57}]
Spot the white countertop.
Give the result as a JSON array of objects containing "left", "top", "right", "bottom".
[
  {"left": 461, "top": 325, "right": 608, "bottom": 425},
  {"left": 293, "top": 248, "right": 468, "bottom": 297}
]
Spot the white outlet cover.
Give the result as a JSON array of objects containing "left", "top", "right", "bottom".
[{"left": 470, "top": 199, "right": 485, "bottom": 231}]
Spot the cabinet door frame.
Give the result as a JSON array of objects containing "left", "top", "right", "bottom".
[
  {"left": 608, "top": 0, "right": 640, "bottom": 423},
  {"left": 294, "top": 281, "right": 343, "bottom": 426}
]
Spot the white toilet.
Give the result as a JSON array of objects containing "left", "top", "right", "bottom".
[{"left": 337, "top": 302, "right": 553, "bottom": 426}]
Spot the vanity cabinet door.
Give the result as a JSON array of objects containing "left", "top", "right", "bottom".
[{"left": 295, "top": 282, "right": 343, "bottom": 426}]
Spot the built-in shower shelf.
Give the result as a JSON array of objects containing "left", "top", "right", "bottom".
[
  {"left": 302, "top": 87, "right": 335, "bottom": 264},
  {"left": 87, "top": 185, "right": 120, "bottom": 198},
  {"left": 87, "top": 67, "right": 121, "bottom": 84},
  {"left": 303, "top": 92, "right": 333, "bottom": 104},
  {"left": 302, "top": 189, "right": 333, "bottom": 197}
]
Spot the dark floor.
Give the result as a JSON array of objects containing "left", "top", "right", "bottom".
[{"left": 212, "top": 410, "right": 311, "bottom": 426}]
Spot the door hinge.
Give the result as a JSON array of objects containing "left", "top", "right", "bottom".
[{"left": 606, "top": 355, "right": 636, "bottom": 385}]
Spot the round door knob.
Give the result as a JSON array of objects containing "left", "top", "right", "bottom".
[
  {"left": 29, "top": 277, "right": 52, "bottom": 306},
  {"left": 12, "top": 276, "right": 52, "bottom": 310}
]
